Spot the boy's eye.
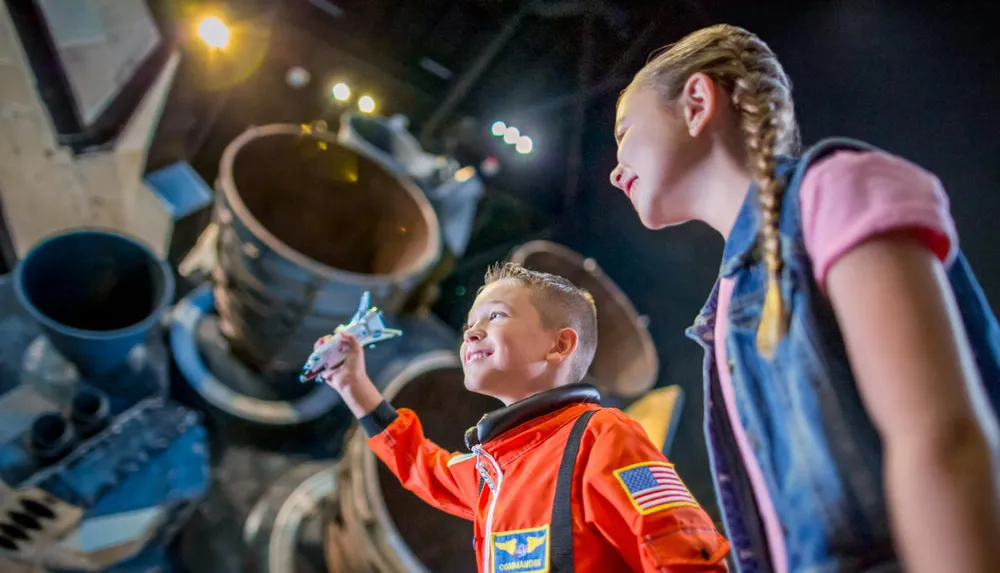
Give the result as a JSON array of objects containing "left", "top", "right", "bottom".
[{"left": 463, "top": 311, "right": 504, "bottom": 331}]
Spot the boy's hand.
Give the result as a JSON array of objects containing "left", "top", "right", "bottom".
[
  {"left": 314, "top": 332, "right": 384, "bottom": 419},
  {"left": 315, "top": 332, "right": 367, "bottom": 392}
]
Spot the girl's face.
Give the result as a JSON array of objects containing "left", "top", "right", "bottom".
[{"left": 610, "top": 86, "right": 706, "bottom": 229}]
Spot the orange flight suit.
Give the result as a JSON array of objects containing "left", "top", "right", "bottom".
[{"left": 363, "top": 385, "right": 730, "bottom": 573}]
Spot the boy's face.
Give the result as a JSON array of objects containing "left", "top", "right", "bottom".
[{"left": 461, "top": 279, "right": 562, "bottom": 403}]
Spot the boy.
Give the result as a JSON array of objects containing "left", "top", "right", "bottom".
[{"left": 317, "top": 262, "right": 730, "bottom": 572}]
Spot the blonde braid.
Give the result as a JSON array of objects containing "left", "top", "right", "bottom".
[
  {"left": 625, "top": 25, "right": 800, "bottom": 357},
  {"left": 728, "top": 36, "right": 791, "bottom": 358}
]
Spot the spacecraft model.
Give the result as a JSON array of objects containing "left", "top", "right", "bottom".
[{"left": 299, "top": 291, "right": 404, "bottom": 383}]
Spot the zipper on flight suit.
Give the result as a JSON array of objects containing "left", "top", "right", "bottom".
[{"left": 474, "top": 445, "right": 504, "bottom": 573}]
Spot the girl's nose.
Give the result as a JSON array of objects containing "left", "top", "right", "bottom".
[{"left": 610, "top": 164, "right": 625, "bottom": 189}]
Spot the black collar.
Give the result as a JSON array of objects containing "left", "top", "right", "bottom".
[{"left": 464, "top": 383, "right": 601, "bottom": 449}]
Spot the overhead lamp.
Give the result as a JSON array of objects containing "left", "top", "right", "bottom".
[
  {"left": 332, "top": 82, "right": 351, "bottom": 101},
  {"left": 503, "top": 126, "right": 520, "bottom": 144},
  {"left": 197, "top": 16, "right": 230, "bottom": 50},
  {"left": 358, "top": 95, "right": 376, "bottom": 114}
]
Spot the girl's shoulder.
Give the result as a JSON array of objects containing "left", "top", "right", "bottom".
[
  {"left": 802, "top": 147, "right": 942, "bottom": 196},
  {"left": 797, "top": 148, "right": 956, "bottom": 289}
]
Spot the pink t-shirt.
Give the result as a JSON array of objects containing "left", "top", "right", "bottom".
[{"left": 714, "top": 150, "right": 958, "bottom": 572}]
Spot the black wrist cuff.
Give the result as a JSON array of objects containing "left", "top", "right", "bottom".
[{"left": 360, "top": 400, "right": 399, "bottom": 438}]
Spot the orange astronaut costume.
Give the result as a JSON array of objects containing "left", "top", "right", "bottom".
[{"left": 361, "top": 383, "right": 730, "bottom": 572}]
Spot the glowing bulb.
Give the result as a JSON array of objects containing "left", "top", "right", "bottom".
[
  {"left": 503, "top": 126, "right": 520, "bottom": 144},
  {"left": 480, "top": 156, "right": 501, "bottom": 177},
  {"left": 491, "top": 121, "right": 506, "bottom": 136},
  {"left": 332, "top": 82, "right": 351, "bottom": 101},
  {"left": 358, "top": 95, "right": 376, "bottom": 114},
  {"left": 286, "top": 67, "right": 311, "bottom": 89},
  {"left": 454, "top": 165, "right": 477, "bottom": 182},
  {"left": 197, "top": 16, "right": 230, "bottom": 50},
  {"left": 515, "top": 136, "right": 533, "bottom": 154}
]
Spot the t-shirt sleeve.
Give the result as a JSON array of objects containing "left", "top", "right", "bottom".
[{"left": 800, "top": 150, "right": 958, "bottom": 290}]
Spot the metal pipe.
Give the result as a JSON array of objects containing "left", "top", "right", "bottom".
[
  {"left": 70, "top": 387, "right": 111, "bottom": 438},
  {"left": 419, "top": 0, "right": 633, "bottom": 146},
  {"left": 419, "top": 5, "right": 532, "bottom": 146},
  {"left": 29, "top": 413, "right": 76, "bottom": 463}
]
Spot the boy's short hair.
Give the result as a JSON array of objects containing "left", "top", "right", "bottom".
[{"left": 482, "top": 262, "right": 598, "bottom": 384}]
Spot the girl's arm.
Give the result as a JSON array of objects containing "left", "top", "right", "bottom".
[{"left": 826, "top": 231, "right": 1000, "bottom": 573}]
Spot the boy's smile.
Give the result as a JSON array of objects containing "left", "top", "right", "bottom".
[{"left": 464, "top": 347, "right": 493, "bottom": 365}]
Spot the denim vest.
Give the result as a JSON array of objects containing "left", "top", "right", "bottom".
[{"left": 685, "top": 138, "right": 1000, "bottom": 573}]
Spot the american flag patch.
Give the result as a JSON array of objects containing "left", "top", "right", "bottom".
[{"left": 614, "top": 462, "right": 698, "bottom": 515}]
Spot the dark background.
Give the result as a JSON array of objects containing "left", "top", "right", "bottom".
[{"left": 145, "top": 0, "right": 1000, "bottom": 519}]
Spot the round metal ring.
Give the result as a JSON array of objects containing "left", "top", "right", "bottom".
[{"left": 169, "top": 283, "right": 342, "bottom": 425}]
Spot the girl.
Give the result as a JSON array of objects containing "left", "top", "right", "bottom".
[{"left": 610, "top": 24, "right": 1000, "bottom": 573}]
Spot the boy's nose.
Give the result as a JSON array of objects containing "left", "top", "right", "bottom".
[{"left": 464, "top": 327, "right": 484, "bottom": 343}]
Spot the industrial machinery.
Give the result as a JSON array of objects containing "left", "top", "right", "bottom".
[
  {"left": 0, "top": 230, "right": 210, "bottom": 572},
  {"left": 338, "top": 112, "right": 484, "bottom": 261},
  {"left": 338, "top": 112, "right": 486, "bottom": 314},
  {"left": 172, "top": 122, "right": 444, "bottom": 431},
  {"left": 213, "top": 123, "right": 442, "bottom": 377}
]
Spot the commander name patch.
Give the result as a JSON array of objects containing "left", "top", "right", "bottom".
[{"left": 491, "top": 524, "right": 549, "bottom": 573}]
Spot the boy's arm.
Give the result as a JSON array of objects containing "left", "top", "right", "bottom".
[
  {"left": 322, "top": 333, "right": 478, "bottom": 520},
  {"left": 581, "top": 410, "right": 729, "bottom": 572},
  {"left": 360, "top": 400, "right": 478, "bottom": 519}
]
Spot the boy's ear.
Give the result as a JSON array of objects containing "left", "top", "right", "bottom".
[{"left": 546, "top": 327, "right": 579, "bottom": 364}]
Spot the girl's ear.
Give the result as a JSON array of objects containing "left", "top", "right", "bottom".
[{"left": 681, "top": 72, "right": 719, "bottom": 138}]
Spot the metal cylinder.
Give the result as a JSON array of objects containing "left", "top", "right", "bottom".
[
  {"left": 324, "top": 352, "right": 502, "bottom": 572},
  {"left": 213, "top": 123, "right": 442, "bottom": 375},
  {"left": 70, "top": 386, "right": 111, "bottom": 438},
  {"left": 29, "top": 412, "right": 76, "bottom": 463},
  {"left": 243, "top": 461, "right": 340, "bottom": 573},
  {"left": 509, "top": 240, "right": 659, "bottom": 398},
  {"left": 13, "top": 229, "right": 175, "bottom": 377}
]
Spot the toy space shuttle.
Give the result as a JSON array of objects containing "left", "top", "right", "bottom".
[{"left": 299, "top": 291, "right": 403, "bottom": 383}]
